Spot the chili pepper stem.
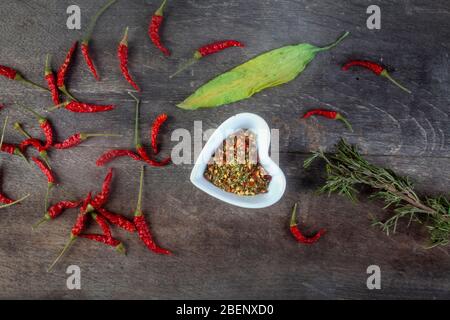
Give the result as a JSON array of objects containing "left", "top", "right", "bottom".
[
  {"left": 81, "top": 133, "right": 123, "bottom": 139},
  {"left": 13, "top": 122, "right": 31, "bottom": 138},
  {"left": 116, "top": 243, "right": 126, "bottom": 255},
  {"left": 155, "top": 0, "right": 167, "bottom": 16},
  {"left": 82, "top": 0, "right": 118, "bottom": 44},
  {"left": 128, "top": 91, "right": 141, "bottom": 146},
  {"left": 290, "top": 203, "right": 298, "bottom": 227},
  {"left": 134, "top": 166, "right": 145, "bottom": 216},
  {"left": 15, "top": 103, "right": 45, "bottom": 121},
  {"left": 39, "top": 152, "right": 51, "bottom": 169},
  {"left": 169, "top": 57, "right": 198, "bottom": 79},
  {"left": 45, "top": 54, "right": 51, "bottom": 74},
  {"left": 43, "top": 183, "right": 53, "bottom": 213},
  {"left": 0, "top": 115, "right": 9, "bottom": 152},
  {"left": 0, "top": 193, "right": 30, "bottom": 209},
  {"left": 32, "top": 215, "right": 49, "bottom": 230},
  {"left": 335, "top": 114, "right": 353, "bottom": 132},
  {"left": 316, "top": 31, "right": 350, "bottom": 52},
  {"left": 120, "top": 26, "right": 129, "bottom": 45},
  {"left": 59, "top": 86, "right": 78, "bottom": 101},
  {"left": 15, "top": 74, "right": 50, "bottom": 92},
  {"left": 380, "top": 70, "right": 412, "bottom": 94},
  {"left": 47, "top": 235, "right": 76, "bottom": 272}
]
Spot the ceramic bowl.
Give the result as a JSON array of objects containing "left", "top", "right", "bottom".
[{"left": 190, "top": 113, "right": 286, "bottom": 209}]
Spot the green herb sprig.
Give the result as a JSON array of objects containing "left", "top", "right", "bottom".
[{"left": 304, "top": 139, "right": 450, "bottom": 247}]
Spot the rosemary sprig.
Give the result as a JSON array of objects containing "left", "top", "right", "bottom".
[{"left": 304, "top": 139, "right": 450, "bottom": 247}]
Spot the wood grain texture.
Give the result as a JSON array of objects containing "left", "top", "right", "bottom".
[{"left": 0, "top": 0, "right": 449, "bottom": 299}]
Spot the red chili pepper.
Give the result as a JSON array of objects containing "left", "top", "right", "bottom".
[
  {"left": 44, "top": 54, "right": 60, "bottom": 105},
  {"left": 0, "top": 192, "right": 29, "bottom": 209},
  {"left": 97, "top": 208, "right": 136, "bottom": 233},
  {"left": 14, "top": 123, "right": 51, "bottom": 167},
  {"left": 170, "top": 40, "right": 244, "bottom": 78},
  {"left": 81, "top": 0, "right": 118, "bottom": 80},
  {"left": 118, "top": 27, "right": 140, "bottom": 92},
  {"left": 149, "top": 0, "right": 170, "bottom": 57},
  {"left": 32, "top": 156, "right": 55, "bottom": 194},
  {"left": 96, "top": 149, "right": 142, "bottom": 167},
  {"left": 150, "top": 114, "right": 168, "bottom": 154},
  {"left": 53, "top": 132, "right": 121, "bottom": 149},
  {"left": 91, "top": 168, "right": 113, "bottom": 208},
  {"left": 16, "top": 104, "right": 54, "bottom": 149},
  {"left": 91, "top": 212, "right": 112, "bottom": 238},
  {"left": 302, "top": 109, "right": 353, "bottom": 132},
  {"left": 79, "top": 234, "right": 125, "bottom": 254},
  {"left": 342, "top": 60, "right": 411, "bottom": 94},
  {"left": 33, "top": 200, "right": 81, "bottom": 229},
  {"left": 0, "top": 65, "right": 49, "bottom": 91},
  {"left": 53, "top": 101, "right": 114, "bottom": 113},
  {"left": 48, "top": 192, "right": 93, "bottom": 272},
  {"left": 133, "top": 166, "right": 172, "bottom": 255},
  {"left": 1, "top": 143, "right": 27, "bottom": 162},
  {"left": 130, "top": 92, "right": 171, "bottom": 167},
  {"left": 290, "top": 203, "right": 326, "bottom": 245},
  {"left": 56, "top": 41, "right": 78, "bottom": 101}
]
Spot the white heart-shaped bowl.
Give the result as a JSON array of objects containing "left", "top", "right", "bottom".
[{"left": 190, "top": 113, "right": 286, "bottom": 209}]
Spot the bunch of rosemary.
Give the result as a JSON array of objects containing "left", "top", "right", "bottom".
[{"left": 304, "top": 139, "right": 450, "bottom": 247}]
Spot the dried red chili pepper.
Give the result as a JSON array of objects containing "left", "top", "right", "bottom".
[
  {"left": 52, "top": 101, "right": 114, "bottom": 113},
  {"left": 290, "top": 203, "right": 326, "bottom": 245},
  {"left": 44, "top": 54, "right": 60, "bottom": 105},
  {"left": 33, "top": 200, "right": 81, "bottom": 229},
  {"left": 32, "top": 156, "right": 56, "bottom": 212},
  {"left": 16, "top": 104, "right": 54, "bottom": 149},
  {"left": 14, "top": 122, "right": 51, "bottom": 167},
  {"left": 133, "top": 166, "right": 172, "bottom": 255},
  {"left": 0, "top": 193, "right": 30, "bottom": 209},
  {"left": 170, "top": 40, "right": 245, "bottom": 78},
  {"left": 91, "top": 168, "right": 113, "bottom": 208},
  {"left": 53, "top": 132, "right": 121, "bottom": 149},
  {"left": 57, "top": 41, "right": 78, "bottom": 100},
  {"left": 0, "top": 65, "right": 48, "bottom": 91},
  {"left": 96, "top": 149, "right": 142, "bottom": 167},
  {"left": 129, "top": 92, "right": 171, "bottom": 167},
  {"left": 342, "top": 60, "right": 411, "bottom": 94},
  {"left": 79, "top": 234, "right": 125, "bottom": 254},
  {"left": 150, "top": 113, "right": 168, "bottom": 154},
  {"left": 48, "top": 192, "right": 93, "bottom": 272},
  {"left": 302, "top": 109, "right": 353, "bottom": 132},
  {"left": 118, "top": 27, "right": 140, "bottom": 92},
  {"left": 149, "top": 0, "right": 170, "bottom": 57},
  {"left": 1, "top": 143, "right": 27, "bottom": 162},
  {"left": 81, "top": 0, "right": 118, "bottom": 80},
  {"left": 91, "top": 212, "right": 112, "bottom": 238},
  {"left": 97, "top": 207, "right": 136, "bottom": 233}
]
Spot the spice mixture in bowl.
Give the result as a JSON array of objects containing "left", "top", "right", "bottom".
[{"left": 204, "top": 130, "right": 272, "bottom": 196}]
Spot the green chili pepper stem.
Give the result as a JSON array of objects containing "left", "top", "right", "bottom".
[
  {"left": 380, "top": 70, "right": 412, "bottom": 94},
  {"left": 0, "top": 115, "right": 9, "bottom": 152},
  {"left": 58, "top": 86, "right": 78, "bottom": 101},
  {"left": 120, "top": 27, "right": 129, "bottom": 46},
  {"left": 0, "top": 193, "right": 30, "bottom": 209},
  {"left": 15, "top": 103, "right": 45, "bottom": 121},
  {"left": 134, "top": 166, "right": 145, "bottom": 217},
  {"left": 13, "top": 122, "right": 31, "bottom": 138},
  {"left": 116, "top": 243, "right": 126, "bottom": 255},
  {"left": 290, "top": 203, "right": 298, "bottom": 227},
  {"left": 315, "top": 31, "right": 350, "bottom": 52},
  {"left": 82, "top": 0, "right": 117, "bottom": 44},
  {"left": 335, "top": 114, "right": 353, "bottom": 132},
  {"left": 32, "top": 213, "right": 51, "bottom": 230},
  {"left": 155, "top": 0, "right": 167, "bottom": 16},
  {"left": 14, "top": 74, "right": 50, "bottom": 92},
  {"left": 43, "top": 182, "right": 53, "bottom": 214},
  {"left": 15, "top": 149, "right": 30, "bottom": 165},
  {"left": 169, "top": 57, "right": 199, "bottom": 79},
  {"left": 47, "top": 235, "right": 76, "bottom": 272},
  {"left": 44, "top": 54, "right": 52, "bottom": 75},
  {"left": 80, "top": 133, "right": 122, "bottom": 140},
  {"left": 128, "top": 91, "right": 141, "bottom": 146}
]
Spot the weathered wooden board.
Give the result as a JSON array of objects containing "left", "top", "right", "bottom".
[{"left": 0, "top": 0, "right": 449, "bottom": 299}]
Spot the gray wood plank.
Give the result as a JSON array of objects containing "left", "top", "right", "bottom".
[{"left": 0, "top": 0, "right": 449, "bottom": 299}]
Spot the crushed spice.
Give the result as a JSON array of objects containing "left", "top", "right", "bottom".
[{"left": 204, "top": 130, "right": 271, "bottom": 196}]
